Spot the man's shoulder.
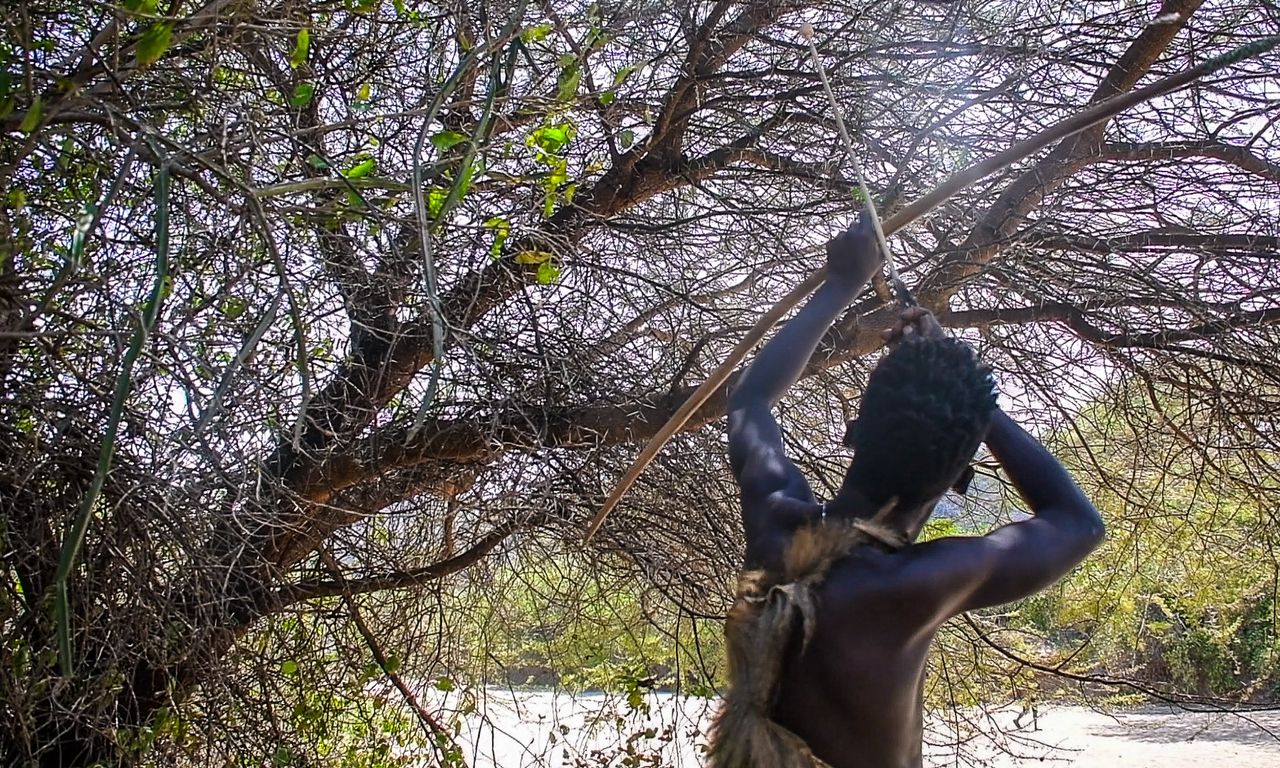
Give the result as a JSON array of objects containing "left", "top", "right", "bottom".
[
  {"left": 820, "top": 541, "right": 958, "bottom": 611},
  {"left": 821, "top": 544, "right": 903, "bottom": 593},
  {"left": 820, "top": 534, "right": 1006, "bottom": 636}
]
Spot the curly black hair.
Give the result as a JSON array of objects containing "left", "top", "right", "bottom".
[{"left": 842, "top": 335, "right": 997, "bottom": 511}]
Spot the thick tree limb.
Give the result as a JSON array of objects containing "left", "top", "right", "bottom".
[
  {"left": 652, "top": 1, "right": 790, "bottom": 154},
  {"left": 329, "top": 302, "right": 1279, "bottom": 514},
  {"left": 1029, "top": 231, "right": 1280, "bottom": 257},
  {"left": 947, "top": 304, "right": 1280, "bottom": 344},
  {"left": 263, "top": 112, "right": 832, "bottom": 564},
  {"left": 912, "top": 0, "right": 1209, "bottom": 306},
  {"left": 1098, "top": 140, "right": 1280, "bottom": 181}
]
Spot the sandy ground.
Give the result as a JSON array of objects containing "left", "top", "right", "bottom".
[
  {"left": 422, "top": 688, "right": 1280, "bottom": 767},
  {"left": 930, "top": 705, "right": 1280, "bottom": 767}
]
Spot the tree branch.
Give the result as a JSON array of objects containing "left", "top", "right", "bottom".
[
  {"left": 1028, "top": 230, "right": 1280, "bottom": 257},
  {"left": 913, "top": 0, "right": 1207, "bottom": 307},
  {"left": 1098, "top": 140, "right": 1280, "bottom": 181},
  {"left": 651, "top": 1, "right": 790, "bottom": 154},
  {"left": 271, "top": 515, "right": 528, "bottom": 608},
  {"left": 947, "top": 303, "right": 1280, "bottom": 347}
]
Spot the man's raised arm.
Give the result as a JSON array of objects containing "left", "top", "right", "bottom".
[
  {"left": 938, "top": 408, "right": 1106, "bottom": 614},
  {"left": 876, "top": 309, "right": 1105, "bottom": 621},
  {"left": 923, "top": 408, "right": 1105, "bottom": 617},
  {"left": 729, "top": 214, "right": 881, "bottom": 414},
  {"left": 726, "top": 212, "right": 883, "bottom": 566},
  {"left": 727, "top": 212, "right": 883, "bottom": 482},
  {"left": 986, "top": 409, "right": 1104, "bottom": 544}
]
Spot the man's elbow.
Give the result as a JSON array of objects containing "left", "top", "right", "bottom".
[
  {"left": 727, "top": 380, "right": 754, "bottom": 413},
  {"left": 1073, "top": 502, "right": 1106, "bottom": 552}
]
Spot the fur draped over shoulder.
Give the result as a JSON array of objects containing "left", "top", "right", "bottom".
[{"left": 706, "top": 514, "right": 905, "bottom": 768}]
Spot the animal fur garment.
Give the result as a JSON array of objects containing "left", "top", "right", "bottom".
[{"left": 707, "top": 514, "right": 905, "bottom": 768}]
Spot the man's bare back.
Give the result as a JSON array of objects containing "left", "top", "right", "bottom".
[
  {"left": 774, "top": 545, "right": 934, "bottom": 767},
  {"left": 712, "top": 212, "right": 1104, "bottom": 768}
]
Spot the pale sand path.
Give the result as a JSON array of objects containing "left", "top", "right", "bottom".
[
  {"left": 420, "top": 688, "right": 1280, "bottom": 767},
  {"left": 969, "top": 705, "right": 1280, "bottom": 768}
]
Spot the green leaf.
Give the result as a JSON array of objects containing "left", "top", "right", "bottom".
[
  {"left": 546, "top": 157, "right": 568, "bottom": 188},
  {"left": 69, "top": 203, "right": 96, "bottom": 265},
  {"left": 220, "top": 296, "right": 248, "bottom": 320},
  {"left": 427, "top": 187, "right": 448, "bottom": 218},
  {"left": 18, "top": 96, "right": 43, "bottom": 134},
  {"left": 599, "top": 91, "right": 615, "bottom": 106},
  {"left": 281, "top": 659, "right": 299, "bottom": 676},
  {"left": 384, "top": 655, "right": 401, "bottom": 673},
  {"left": 272, "top": 745, "right": 294, "bottom": 767},
  {"left": 289, "top": 81, "right": 316, "bottom": 107},
  {"left": 556, "top": 63, "right": 581, "bottom": 102},
  {"left": 520, "top": 23, "right": 554, "bottom": 43},
  {"left": 612, "top": 64, "right": 636, "bottom": 87},
  {"left": 484, "top": 216, "right": 510, "bottom": 257},
  {"left": 619, "top": 128, "right": 635, "bottom": 150},
  {"left": 434, "top": 676, "right": 455, "bottom": 692},
  {"left": 305, "top": 153, "right": 329, "bottom": 170},
  {"left": 348, "top": 0, "right": 380, "bottom": 13},
  {"left": 289, "top": 28, "right": 310, "bottom": 70},
  {"left": 458, "top": 158, "right": 483, "bottom": 197},
  {"left": 57, "top": 136, "right": 75, "bottom": 171},
  {"left": 536, "top": 261, "right": 560, "bottom": 285},
  {"left": 528, "top": 123, "right": 574, "bottom": 156},
  {"left": 430, "top": 130, "right": 468, "bottom": 152},
  {"left": 343, "top": 157, "right": 375, "bottom": 179},
  {"left": 6, "top": 189, "right": 26, "bottom": 210},
  {"left": 352, "top": 83, "right": 371, "bottom": 114},
  {"left": 514, "top": 250, "right": 552, "bottom": 265},
  {"left": 123, "top": 0, "right": 158, "bottom": 14},
  {"left": 136, "top": 23, "right": 173, "bottom": 67},
  {"left": 541, "top": 155, "right": 568, "bottom": 217},
  {"left": 543, "top": 127, "right": 570, "bottom": 151}
]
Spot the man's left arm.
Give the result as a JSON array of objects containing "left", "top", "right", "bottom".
[{"left": 728, "top": 213, "right": 883, "bottom": 560}]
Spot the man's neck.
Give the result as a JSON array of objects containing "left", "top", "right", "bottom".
[
  {"left": 826, "top": 484, "right": 927, "bottom": 544},
  {"left": 825, "top": 483, "right": 878, "bottom": 522}
]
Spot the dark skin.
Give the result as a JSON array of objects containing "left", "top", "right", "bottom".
[{"left": 726, "top": 213, "right": 1105, "bottom": 768}]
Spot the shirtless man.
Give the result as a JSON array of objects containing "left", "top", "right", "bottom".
[{"left": 712, "top": 212, "right": 1105, "bottom": 767}]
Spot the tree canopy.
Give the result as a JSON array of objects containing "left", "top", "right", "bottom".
[{"left": 1, "top": 0, "right": 1278, "bottom": 765}]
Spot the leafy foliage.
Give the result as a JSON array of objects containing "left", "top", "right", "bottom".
[{"left": 1008, "top": 382, "right": 1280, "bottom": 701}]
